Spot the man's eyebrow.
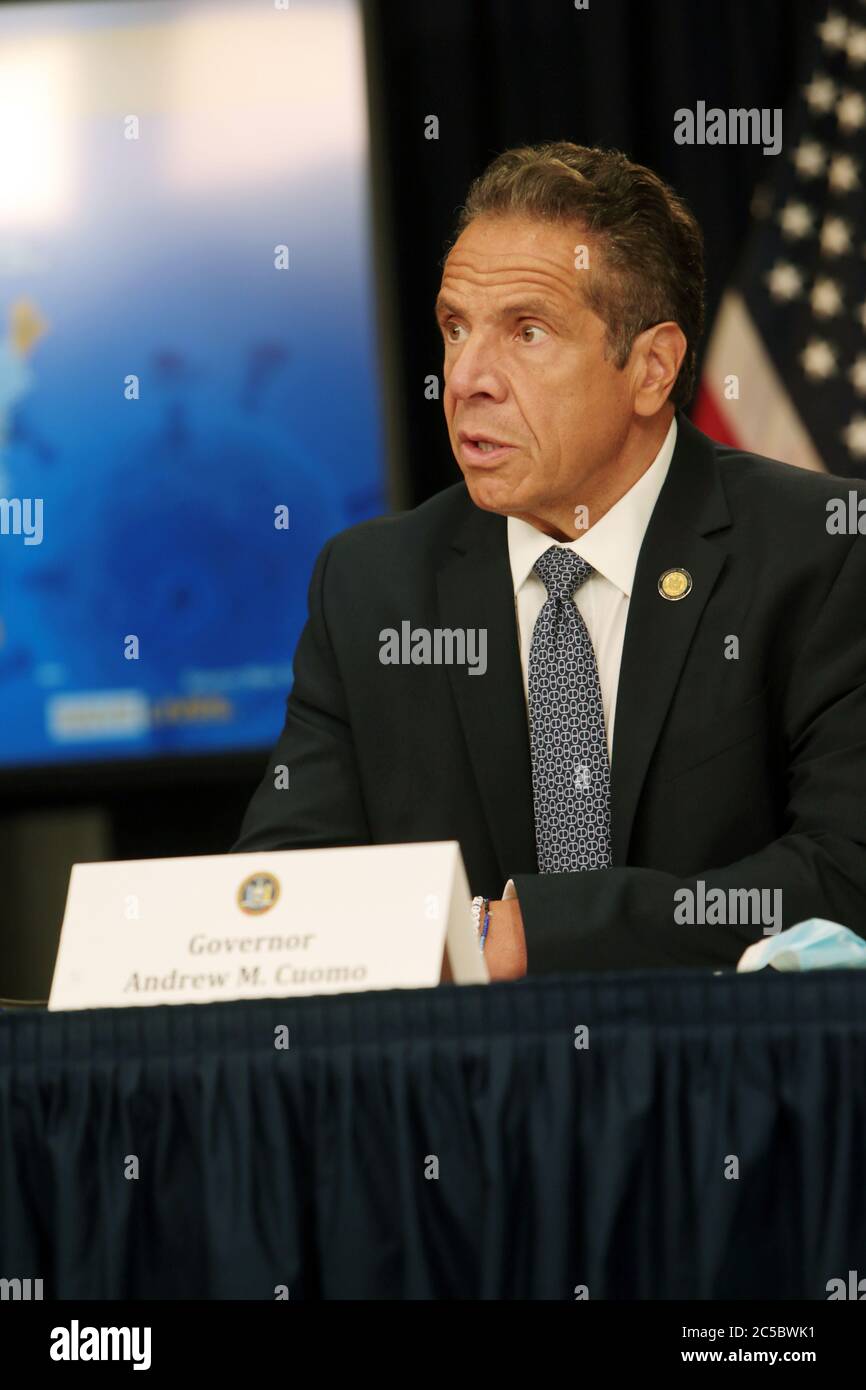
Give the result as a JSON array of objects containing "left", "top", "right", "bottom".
[
  {"left": 500, "top": 297, "right": 564, "bottom": 323},
  {"left": 433, "top": 296, "right": 461, "bottom": 322},
  {"left": 433, "top": 295, "right": 566, "bottom": 325}
]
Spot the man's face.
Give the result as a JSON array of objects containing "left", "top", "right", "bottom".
[{"left": 436, "top": 214, "right": 636, "bottom": 529}]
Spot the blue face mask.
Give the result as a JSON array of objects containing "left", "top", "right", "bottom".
[{"left": 737, "top": 918, "right": 866, "bottom": 973}]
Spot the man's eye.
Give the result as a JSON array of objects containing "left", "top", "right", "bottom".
[
  {"left": 519, "top": 324, "right": 548, "bottom": 343},
  {"left": 444, "top": 322, "right": 466, "bottom": 343}
]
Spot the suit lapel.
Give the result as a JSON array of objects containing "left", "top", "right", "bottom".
[
  {"left": 436, "top": 501, "right": 538, "bottom": 883},
  {"left": 610, "top": 414, "right": 731, "bottom": 864},
  {"left": 435, "top": 414, "right": 731, "bottom": 880}
]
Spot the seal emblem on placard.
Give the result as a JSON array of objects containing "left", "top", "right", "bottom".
[{"left": 237, "top": 872, "right": 280, "bottom": 915}]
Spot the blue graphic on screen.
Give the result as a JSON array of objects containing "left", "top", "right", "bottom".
[{"left": 0, "top": 0, "right": 387, "bottom": 768}]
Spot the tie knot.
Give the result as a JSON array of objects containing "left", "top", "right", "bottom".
[{"left": 533, "top": 545, "right": 593, "bottom": 601}]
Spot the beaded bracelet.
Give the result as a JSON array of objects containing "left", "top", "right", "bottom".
[
  {"left": 479, "top": 898, "right": 491, "bottom": 953},
  {"left": 471, "top": 895, "right": 492, "bottom": 952}
]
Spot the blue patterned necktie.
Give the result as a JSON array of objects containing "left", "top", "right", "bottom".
[{"left": 528, "top": 546, "right": 613, "bottom": 873}]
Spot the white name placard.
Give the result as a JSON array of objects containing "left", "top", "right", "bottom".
[{"left": 48, "top": 840, "right": 488, "bottom": 1011}]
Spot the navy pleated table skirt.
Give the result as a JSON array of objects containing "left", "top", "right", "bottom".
[{"left": 1, "top": 970, "right": 864, "bottom": 1299}]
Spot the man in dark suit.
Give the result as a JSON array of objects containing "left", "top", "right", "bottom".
[{"left": 232, "top": 142, "right": 866, "bottom": 977}]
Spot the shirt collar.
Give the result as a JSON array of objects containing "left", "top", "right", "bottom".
[{"left": 507, "top": 415, "right": 677, "bottom": 600}]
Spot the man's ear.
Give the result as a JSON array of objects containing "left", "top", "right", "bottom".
[{"left": 631, "top": 322, "right": 687, "bottom": 416}]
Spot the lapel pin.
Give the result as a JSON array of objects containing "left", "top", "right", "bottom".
[{"left": 658, "top": 568, "right": 693, "bottom": 601}]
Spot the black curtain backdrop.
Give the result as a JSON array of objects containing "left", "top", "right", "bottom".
[{"left": 370, "top": 0, "right": 819, "bottom": 505}]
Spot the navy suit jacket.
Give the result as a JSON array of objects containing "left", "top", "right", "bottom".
[{"left": 232, "top": 413, "right": 866, "bottom": 970}]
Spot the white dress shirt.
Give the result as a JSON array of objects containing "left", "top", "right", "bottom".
[{"left": 501, "top": 415, "right": 677, "bottom": 902}]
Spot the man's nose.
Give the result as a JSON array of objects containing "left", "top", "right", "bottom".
[{"left": 447, "top": 332, "right": 507, "bottom": 400}]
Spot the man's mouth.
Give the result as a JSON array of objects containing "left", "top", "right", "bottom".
[{"left": 458, "top": 432, "right": 517, "bottom": 463}]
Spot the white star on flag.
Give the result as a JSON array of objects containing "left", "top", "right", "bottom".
[
  {"left": 849, "top": 355, "right": 866, "bottom": 395},
  {"left": 818, "top": 13, "right": 849, "bottom": 50},
  {"left": 842, "top": 415, "right": 866, "bottom": 457},
  {"left": 846, "top": 24, "right": 866, "bottom": 64},
  {"left": 801, "top": 339, "right": 838, "bottom": 379},
  {"left": 779, "top": 201, "right": 814, "bottom": 237},
  {"left": 820, "top": 216, "right": 852, "bottom": 254},
  {"left": 767, "top": 262, "right": 804, "bottom": 300},
  {"left": 804, "top": 75, "right": 837, "bottom": 112},
  {"left": 837, "top": 90, "right": 866, "bottom": 132},
  {"left": 793, "top": 139, "right": 827, "bottom": 177},
  {"left": 811, "top": 277, "right": 844, "bottom": 315},
  {"left": 827, "top": 153, "right": 860, "bottom": 191}
]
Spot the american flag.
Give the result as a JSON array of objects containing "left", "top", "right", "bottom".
[{"left": 693, "top": 0, "right": 866, "bottom": 477}]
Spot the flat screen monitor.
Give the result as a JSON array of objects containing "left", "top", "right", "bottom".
[{"left": 0, "top": 0, "right": 389, "bottom": 779}]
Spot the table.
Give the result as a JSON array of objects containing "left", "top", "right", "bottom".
[{"left": 2, "top": 969, "right": 865, "bottom": 1299}]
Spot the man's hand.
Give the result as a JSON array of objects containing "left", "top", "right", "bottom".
[{"left": 483, "top": 897, "right": 527, "bottom": 980}]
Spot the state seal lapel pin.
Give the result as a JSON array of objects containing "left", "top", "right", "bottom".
[{"left": 658, "top": 568, "right": 693, "bottom": 601}]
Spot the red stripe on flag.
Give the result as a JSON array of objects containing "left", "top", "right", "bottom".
[{"left": 691, "top": 384, "right": 744, "bottom": 449}]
